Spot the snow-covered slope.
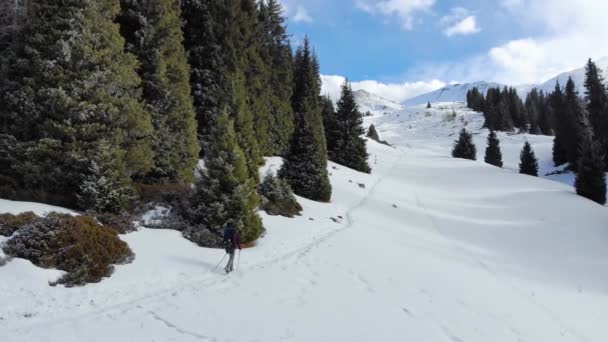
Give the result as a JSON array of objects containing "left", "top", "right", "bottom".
[
  {"left": 354, "top": 89, "right": 404, "bottom": 116},
  {"left": 536, "top": 57, "right": 608, "bottom": 95},
  {"left": 2, "top": 104, "right": 608, "bottom": 342},
  {"left": 404, "top": 57, "right": 608, "bottom": 106},
  {"left": 404, "top": 81, "right": 504, "bottom": 106}
]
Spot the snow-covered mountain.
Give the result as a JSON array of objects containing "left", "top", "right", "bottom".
[
  {"left": 535, "top": 56, "right": 608, "bottom": 95},
  {"left": 404, "top": 57, "right": 608, "bottom": 106},
  {"left": 354, "top": 89, "right": 404, "bottom": 116},
  {"left": 403, "top": 81, "right": 504, "bottom": 106}
]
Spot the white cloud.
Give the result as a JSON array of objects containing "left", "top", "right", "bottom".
[
  {"left": 440, "top": 8, "right": 480, "bottom": 37},
  {"left": 321, "top": 75, "right": 445, "bottom": 103},
  {"left": 415, "top": 0, "right": 608, "bottom": 85},
  {"left": 356, "top": 0, "right": 435, "bottom": 30},
  {"left": 293, "top": 5, "right": 313, "bottom": 23}
]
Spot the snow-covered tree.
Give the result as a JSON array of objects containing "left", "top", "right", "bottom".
[
  {"left": 575, "top": 132, "right": 607, "bottom": 205},
  {"left": 279, "top": 38, "right": 331, "bottom": 202},
  {"left": 185, "top": 110, "right": 262, "bottom": 245},
  {"left": 452, "top": 129, "right": 477, "bottom": 160},
  {"left": 519, "top": 142, "right": 539, "bottom": 177},
  {"left": 118, "top": 0, "right": 199, "bottom": 184},
  {"left": 484, "top": 131, "right": 503, "bottom": 168},
  {"left": 329, "top": 80, "right": 371, "bottom": 173},
  {"left": 367, "top": 124, "right": 380, "bottom": 142},
  {"left": 258, "top": 172, "right": 302, "bottom": 217}
]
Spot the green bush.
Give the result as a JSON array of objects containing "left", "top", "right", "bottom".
[
  {"left": 259, "top": 173, "right": 302, "bottom": 218},
  {"left": 2, "top": 213, "right": 134, "bottom": 286}
]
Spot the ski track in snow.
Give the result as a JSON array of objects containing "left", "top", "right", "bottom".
[{"left": 2, "top": 102, "right": 608, "bottom": 341}]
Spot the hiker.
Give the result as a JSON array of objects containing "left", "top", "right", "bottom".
[{"left": 223, "top": 225, "right": 241, "bottom": 273}]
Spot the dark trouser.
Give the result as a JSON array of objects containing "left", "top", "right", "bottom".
[{"left": 225, "top": 250, "right": 235, "bottom": 272}]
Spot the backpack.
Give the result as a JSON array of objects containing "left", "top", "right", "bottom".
[{"left": 223, "top": 227, "right": 235, "bottom": 252}]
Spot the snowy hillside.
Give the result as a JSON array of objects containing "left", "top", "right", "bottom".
[
  {"left": 404, "top": 57, "right": 608, "bottom": 105},
  {"left": 403, "top": 81, "right": 504, "bottom": 106},
  {"left": 354, "top": 89, "right": 404, "bottom": 116},
  {"left": 2, "top": 104, "right": 608, "bottom": 342},
  {"left": 535, "top": 57, "right": 608, "bottom": 95}
]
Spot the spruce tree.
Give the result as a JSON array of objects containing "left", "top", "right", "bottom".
[
  {"left": 118, "top": 0, "right": 199, "bottom": 184},
  {"left": 452, "top": 129, "right": 477, "bottom": 160},
  {"left": 258, "top": 0, "right": 294, "bottom": 156},
  {"left": 330, "top": 80, "right": 371, "bottom": 173},
  {"left": 519, "top": 142, "right": 539, "bottom": 176},
  {"left": 181, "top": 0, "right": 230, "bottom": 157},
  {"left": 367, "top": 124, "right": 380, "bottom": 142},
  {"left": 484, "top": 131, "right": 503, "bottom": 167},
  {"left": 584, "top": 58, "right": 608, "bottom": 168},
  {"left": 537, "top": 90, "right": 554, "bottom": 136},
  {"left": 0, "top": 0, "right": 28, "bottom": 132},
  {"left": 552, "top": 136, "right": 568, "bottom": 167},
  {"left": 575, "top": 131, "right": 607, "bottom": 205},
  {"left": 186, "top": 110, "right": 263, "bottom": 245},
  {"left": 584, "top": 59, "right": 608, "bottom": 139},
  {"left": 1, "top": 0, "right": 153, "bottom": 210},
  {"left": 321, "top": 95, "right": 339, "bottom": 153},
  {"left": 279, "top": 38, "right": 332, "bottom": 202}
]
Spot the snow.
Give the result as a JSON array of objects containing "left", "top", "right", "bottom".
[
  {"left": 403, "top": 57, "right": 608, "bottom": 106},
  {"left": 0, "top": 199, "right": 77, "bottom": 216},
  {"left": 2, "top": 102, "right": 608, "bottom": 341},
  {"left": 404, "top": 81, "right": 505, "bottom": 106},
  {"left": 354, "top": 89, "right": 404, "bottom": 116}
]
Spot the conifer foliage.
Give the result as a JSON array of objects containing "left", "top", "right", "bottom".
[
  {"left": 367, "top": 124, "right": 380, "bottom": 142},
  {"left": 328, "top": 80, "right": 371, "bottom": 173},
  {"left": 0, "top": 0, "right": 154, "bottom": 211},
  {"left": 452, "top": 129, "right": 477, "bottom": 160},
  {"left": 321, "top": 95, "right": 339, "bottom": 154},
  {"left": 575, "top": 132, "right": 607, "bottom": 205},
  {"left": 519, "top": 142, "right": 539, "bottom": 177},
  {"left": 185, "top": 110, "right": 262, "bottom": 246},
  {"left": 279, "top": 38, "right": 332, "bottom": 202},
  {"left": 118, "top": 0, "right": 199, "bottom": 184},
  {"left": 484, "top": 131, "right": 503, "bottom": 168}
]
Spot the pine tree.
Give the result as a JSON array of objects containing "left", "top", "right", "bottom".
[
  {"left": 452, "top": 129, "right": 477, "bottom": 160},
  {"left": 258, "top": 0, "right": 294, "bottom": 156},
  {"left": 537, "top": 90, "right": 554, "bottom": 136},
  {"left": 525, "top": 89, "right": 540, "bottom": 134},
  {"left": 0, "top": 0, "right": 29, "bottom": 132},
  {"left": 553, "top": 136, "right": 568, "bottom": 167},
  {"left": 279, "top": 38, "right": 332, "bottom": 202},
  {"left": 367, "top": 124, "right": 380, "bottom": 142},
  {"left": 484, "top": 131, "right": 503, "bottom": 167},
  {"left": 225, "top": 0, "right": 264, "bottom": 177},
  {"left": 321, "top": 95, "right": 339, "bottom": 153},
  {"left": 562, "top": 78, "right": 587, "bottom": 166},
  {"left": 1, "top": 0, "right": 153, "bottom": 210},
  {"left": 575, "top": 130, "right": 607, "bottom": 205},
  {"left": 583, "top": 58, "right": 608, "bottom": 168},
  {"left": 186, "top": 110, "right": 263, "bottom": 244},
  {"left": 519, "top": 142, "right": 539, "bottom": 176},
  {"left": 118, "top": 0, "right": 199, "bottom": 184},
  {"left": 330, "top": 80, "right": 371, "bottom": 173},
  {"left": 77, "top": 142, "right": 135, "bottom": 214},
  {"left": 181, "top": 0, "right": 230, "bottom": 157}
]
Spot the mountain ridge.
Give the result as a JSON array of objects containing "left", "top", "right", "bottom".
[{"left": 402, "top": 57, "right": 608, "bottom": 106}]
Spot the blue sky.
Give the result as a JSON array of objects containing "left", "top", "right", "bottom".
[{"left": 280, "top": 0, "right": 608, "bottom": 102}]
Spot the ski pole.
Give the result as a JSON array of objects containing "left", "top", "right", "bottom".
[
  {"left": 236, "top": 249, "right": 241, "bottom": 272},
  {"left": 213, "top": 253, "right": 227, "bottom": 272}
]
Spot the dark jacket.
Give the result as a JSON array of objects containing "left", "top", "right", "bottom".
[{"left": 223, "top": 227, "right": 241, "bottom": 253}]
